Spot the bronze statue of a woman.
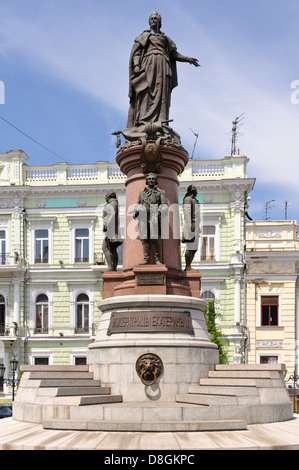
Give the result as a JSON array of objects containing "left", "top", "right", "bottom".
[{"left": 122, "top": 12, "right": 200, "bottom": 145}]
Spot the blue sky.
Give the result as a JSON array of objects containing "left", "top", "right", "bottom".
[{"left": 0, "top": 0, "right": 299, "bottom": 222}]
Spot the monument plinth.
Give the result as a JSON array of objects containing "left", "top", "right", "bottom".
[
  {"left": 90, "top": 139, "right": 207, "bottom": 403},
  {"left": 88, "top": 294, "right": 217, "bottom": 403},
  {"left": 102, "top": 143, "right": 201, "bottom": 298}
]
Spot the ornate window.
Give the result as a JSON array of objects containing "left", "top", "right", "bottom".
[
  {"left": 201, "top": 226, "right": 216, "bottom": 261},
  {"left": 67, "top": 216, "right": 95, "bottom": 264},
  {"left": 74, "top": 357, "right": 87, "bottom": 365},
  {"left": 35, "top": 294, "right": 49, "bottom": 334},
  {"left": 29, "top": 353, "right": 52, "bottom": 365},
  {"left": 35, "top": 230, "right": 49, "bottom": 263},
  {"left": 261, "top": 295, "right": 279, "bottom": 326},
  {"left": 76, "top": 294, "right": 89, "bottom": 333},
  {"left": 75, "top": 229, "right": 89, "bottom": 262},
  {"left": 34, "top": 357, "right": 49, "bottom": 365},
  {"left": 260, "top": 356, "right": 278, "bottom": 364},
  {"left": 28, "top": 218, "right": 55, "bottom": 265},
  {"left": 201, "top": 290, "right": 216, "bottom": 300}
]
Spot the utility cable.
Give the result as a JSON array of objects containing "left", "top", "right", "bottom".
[{"left": 0, "top": 115, "right": 71, "bottom": 164}]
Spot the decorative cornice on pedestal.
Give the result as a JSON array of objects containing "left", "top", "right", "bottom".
[{"left": 116, "top": 144, "right": 189, "bottom": 178}]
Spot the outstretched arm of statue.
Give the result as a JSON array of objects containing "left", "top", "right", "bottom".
[{"left": 174, "top": 52, "right": 200, "bottom": 67}]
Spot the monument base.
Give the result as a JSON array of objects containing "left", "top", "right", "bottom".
[
  {"left": 13, "top": 289, "right": 292, "bottom": 431},
  {"left": 102, "top": 266, "right": 202, "bottom": 299},
  {"left": 88, "top": 294, "right": 216, "bottom": 402}
]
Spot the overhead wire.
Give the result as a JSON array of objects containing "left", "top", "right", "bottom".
[{"left": 0, "top": 115, "right": 71, "bottom": 164}]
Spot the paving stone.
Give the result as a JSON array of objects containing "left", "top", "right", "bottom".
[{"left": 2, "top": 417, "right": 299, "bottom": 449}]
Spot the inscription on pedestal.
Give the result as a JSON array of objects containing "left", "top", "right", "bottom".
[
  {"left": 136, "top": 273, "right": 165, "bottom": 286},
  {"left": 107, "top": 310, "right": 194, "bottom": 335}
]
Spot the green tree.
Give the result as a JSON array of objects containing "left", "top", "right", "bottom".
[{"left": 204, "top": 300, "right": 228, "bottom": 364}]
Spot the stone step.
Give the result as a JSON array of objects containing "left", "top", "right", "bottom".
[
  {"left": 188, "top": 384, "right": 259, "bottom": 397},
  {"left": 199, "top": 377, "right": 272, "bottom": 387},
  {"left": 38, "top": 379, "right": 102, "bottom": 388},
  {"left": 176, "top": 393, "right": 237, "bottom": 406},
  {"left": 215, "top": 364, "right": 286, "bottom": 372},
  {"left": 28, "top": 371, "right": 94, "bottom": 380},
  {"left": 54, "top": 387, "right": 111, "bottom": 397},
  {"left": 52, "top": 394, "right": 123, "bottom": 406},
  {"left": 21, "top": 365, "right": 89, "bottom": 372},
  {"left": 208, "top": 370, "right": 276, "bottom": 379},
  {"left": 42, "top": 418, "right": 247, "bottom": 432}
]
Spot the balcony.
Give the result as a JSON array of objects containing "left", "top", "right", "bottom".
[
  {"left": 0, "top": 324, "right": 10, "bottom": 336},
  {"left": 75, "top": 327, "right": 89, "bottom": 334},
  {"left": 0, "top": 322, "right": 21, "bottom": 338},
  {"left": 0, "top": 253, "right": 24, "bottom": 273},
  {"left": 34, "top": 327, "right": 49, "bottom": 335},
  {"left": 192, "top": 162, "right": 225, "bottom": 178},
  {"left": 75, "top": 257, "right": 89, "bottom": 263}
]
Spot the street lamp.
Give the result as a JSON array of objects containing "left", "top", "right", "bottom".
[
  {"left": 0, "top": 364, "right": 5, "bottom": 391},
  {"left": 0, "top": 358, "right": 19, "bottom": 401},
  {"left": 10, "top": 358, "right": 18, "bottom": 402}
]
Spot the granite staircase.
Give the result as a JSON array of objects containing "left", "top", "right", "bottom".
[
  {"left": 13, "top": 364, "right": 292, "bottom": 432},
  {"left": 13, "top": 365, "right": 122, "bottom": 423},
  {"left": 176, "top": 364, "right": 292, "bottom": 425}
]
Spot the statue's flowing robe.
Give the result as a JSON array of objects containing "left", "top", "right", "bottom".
[
  {"left": 127, "top": 30, "right": 178, "bottom": 129},
  {"left": 134, "top": 186, "right": 168, "bottom": 240},
  {"left": 102, "top": 198, "right": 122, "bottom": 245},
  {"left": 182, "top": 195, "right": 200, "bottom": 250}
]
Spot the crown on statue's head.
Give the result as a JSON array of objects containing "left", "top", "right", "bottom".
[{"left": 149, "top": 11, "right": 162, "bottom": 24}]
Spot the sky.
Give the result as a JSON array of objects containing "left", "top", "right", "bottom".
[{"left": 0, "top": 0, "right": 298, "bottom": 222}]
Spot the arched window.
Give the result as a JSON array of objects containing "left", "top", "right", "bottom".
[
  {"left": 76, "top": 294, "right": 89, "bottom": 333},
  {"left": 201, "top": 290, "right": 216, "bottom": 300},
  {"left": 35, "top": 294, "right": 49, "bottom": 334},
  {"left": 0, "top": 295, "right": 5, "bottom": 335}
]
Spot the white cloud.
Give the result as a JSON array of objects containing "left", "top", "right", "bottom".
[{"left": 1, "top": 0, "right": 298, "bottom": 219}]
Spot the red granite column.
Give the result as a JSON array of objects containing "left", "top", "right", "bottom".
[{"left": 117, "top": 144, "right": 188, "bottom": 271}]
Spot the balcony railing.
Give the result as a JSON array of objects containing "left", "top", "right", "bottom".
[
  {"left": 75, "top": 257, "right": 89, "bottom": 263},
  {"left": 107, "top": 166, "right": 125, "bottom": 180},
  {"left": 192, "top": 163, "right": 225, "bottom": 177},
  {"left": 201, "top": 255, "right": 216, "bottom": 261},
  {"left": 34, "top": 327, "right": 49, "bottom": 334},
  {"left": 0, "top": 324, "right": 10, "bottom": 336},
  {"left": 24, "top": 156, "right": 248, "bottom": 186},
  {"left": 26, "top": 168, "right": 57, "bottom": 182},
  {"left": 68, "top": 167, "right": 98, "bottom": 181},
  {"left": 0, "top": 253, "right": 22, "bottom": 266},
  {"left": 35, "top": 257, "right": 49, "bottom": 264},
  {"left": 75, "top": 327, "right": 89, "bottom": 334},
  {"left": 25, "top": 163, "right": 126, "bottom": 185}
]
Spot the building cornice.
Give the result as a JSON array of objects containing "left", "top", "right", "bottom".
[{"left": 179, "top": 178, "right": 255, "bottom": 194}]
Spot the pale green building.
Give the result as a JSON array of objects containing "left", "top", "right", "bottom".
[{"left": 0, "top": 149, "right": 254, "bottom": 394}]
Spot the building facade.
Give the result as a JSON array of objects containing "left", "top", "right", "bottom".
[
  {"left": 0, "top": 149, "right": 254, "bottom": 393},
  {"left": 245, "top": 220, "right": 299, "bottom": 376}
]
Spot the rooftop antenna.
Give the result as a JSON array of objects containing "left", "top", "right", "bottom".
[
  {"left": 231, "top": 113, "right": 245, "bottom": 156},
  {"left": 264, "top": 200, "right": 275, "bottom": 220},
  {"left": 284, "top": 201, "right": 290, "bottom": 220},
  {"left": 190, "top": 128, "right": 199, "bottom": 159}
]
